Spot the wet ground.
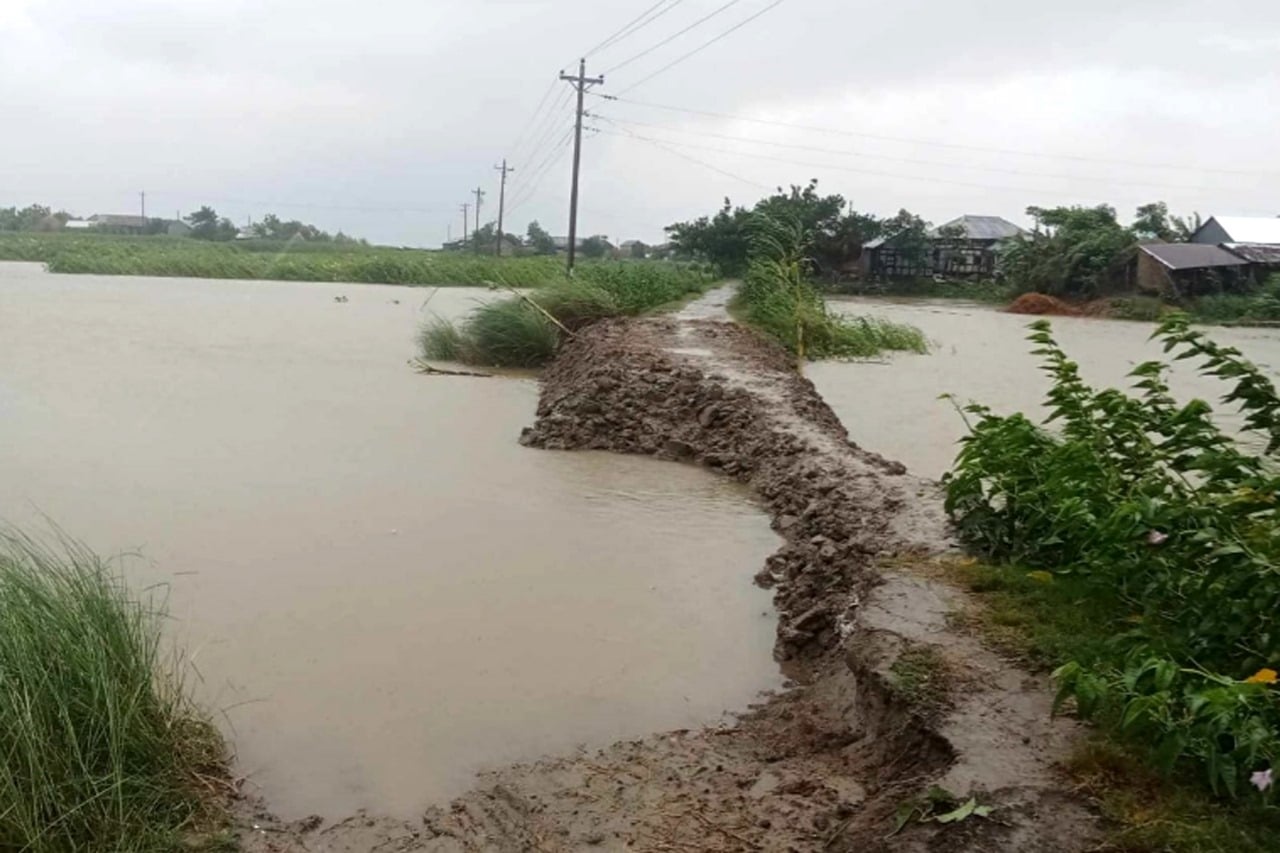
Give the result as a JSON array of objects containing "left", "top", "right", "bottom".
[{"left": 0, "top": 263, "right": 783, "bottom": 819}]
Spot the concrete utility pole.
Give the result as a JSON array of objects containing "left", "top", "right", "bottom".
[
  {"left": 471, "top": 187, "right": 485, "bottom": 254},
  {"left": 559, "top": 59, "right": 604, "bottom": 275},
  {"left": 460, "top": 203, "right": 470, "bottom": 247},
  {"left": 494, "top": 159, "right": 514, "bottom": 256},
  {"left": 140, "top": 191, "right": 146, "bottom": 220}
]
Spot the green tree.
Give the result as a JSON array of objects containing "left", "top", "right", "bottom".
[
  {"left": 184, "top": 206, "right": 237, "bottom": 241},
  {"left": 580, "top": 235, "right": 611, "bottom": 259},
  {"left": 1132, "top": 202, "right": 1178, "bottom": 242},
  {"left": 1001, "top": 205, "right": 1135, "bottom": 298},
  {"left": 666, "top": 181, "right": 883, "bottom": 276},
  {"left": 526, "top": 220, "right": 557, "bottom": 255}
]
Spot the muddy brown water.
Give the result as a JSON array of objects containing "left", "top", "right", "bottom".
[
  {"left": 810, "top": 297, "right": 1280, "bottom": 479},
  {"left": 0, "top": 263, "right": 782, "bottom": 819}
]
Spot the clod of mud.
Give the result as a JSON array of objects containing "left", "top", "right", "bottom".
[{"left": 239, "top": 287, "right": 1100, "bottom": 851}]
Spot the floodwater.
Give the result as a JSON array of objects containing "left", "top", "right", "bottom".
[
  {"left": 810, "top": 297, "right": 1280, "bottom": 479},
  {"left": 0, "top": 262, "right": 782, "bottom": 818}
]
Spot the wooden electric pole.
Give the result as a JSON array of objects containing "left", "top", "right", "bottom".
[
  {"left": 559, "top": 59, "right": 604, "bottom": 275},
  {"left": 472, "top": 187, "right": 485, "bottom": 254},
  {"left": 460, "top": 203, "right": 470, "bottom": 247},
  {"left": 494, "top": 160, "right": 514, "bottom": 256}
]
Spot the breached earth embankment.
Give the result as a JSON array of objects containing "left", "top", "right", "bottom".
[{"left": 244, "top": 288, "right": 1100, "bottom": 851}]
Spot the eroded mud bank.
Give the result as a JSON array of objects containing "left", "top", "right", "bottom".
[{"left": 242, "top": 291, "right": 1100, "bottom": 852}]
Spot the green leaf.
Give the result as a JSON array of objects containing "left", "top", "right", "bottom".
[{"left": 932, "top": 798, "right": 979, "bottom": 825}]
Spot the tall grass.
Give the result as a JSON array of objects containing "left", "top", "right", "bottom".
[
  {"left": 0, "top": 531, "right": 228, "bottom": 852},
  {"left": 421, "top": 266, "right": 715, "bottom": 368},
  {"left": 738, "top": 214, "right": 927, "bottom": 359}
]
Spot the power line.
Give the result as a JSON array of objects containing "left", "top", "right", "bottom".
[
  {"left": 145, "top": 192, "right": 453, "bottom": 216},
  {"left": 595, "top": 127, "right": 1077, "bottom": 196},
  {"left": 583, "top": 0, "right": 685, "bottom": 60},
  {"left": 506, "top": 130, "right": 575, "bottom": 214},
  {"left": 594, "top": 92, "right": 1280, "bottom": 179},
  {"left": 591, "top": 113, "right": 1247, "bottom": 193},
  {"left": 507, "top": 124, "right": 574, "bottom": 206},
  {"left": 615, "top": 0, "right": 785, "bottom": 96},
  {"left": 508, "top": 76, "right": 560, "bottom": 158},
  {"left": 511, "top": 86, "right": 576, "bottom": 176},
  {"left": 603, "top": 0, "right": 743, "bottom": 75},
  {"left": 609, "top": 124, "right": 772, "bottom": 190}
]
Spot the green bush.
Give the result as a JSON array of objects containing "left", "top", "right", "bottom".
[
  {"left": 0, "top": 531, "right": 227, "bottom": 851},
  {"left": 944, "top": 316, "right": 1280, "bottom": 800},
  {"left": 1192, "top": 275, "right": 1280, "bottom": 325}
]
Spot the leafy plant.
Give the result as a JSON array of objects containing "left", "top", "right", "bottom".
[{"left": 944, "top": 315, "right": 1280, "bottom": 799}]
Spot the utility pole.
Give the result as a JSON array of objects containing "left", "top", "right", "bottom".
[
  {"left": 471, "top": 187, "right": 485, "bottom": 254},
  {"left": 140, "top": 191, "right": 146, "bottom": 220},
  {"left": 460, "top": 203, "right": 470, "bottom": 247},
  {"left": 559, "top": 59, "right": 604, "bottom": 275},
  {"left": 494, "top": 159, "right": 514, "bottom": 256}
]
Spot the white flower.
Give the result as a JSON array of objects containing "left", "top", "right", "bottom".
[
  {"left": 1146, "top": 530, "right": 1168, "bottom": 546},
  {"left": 1251, "top": 768, "right": 1273, "bottom": 792}
]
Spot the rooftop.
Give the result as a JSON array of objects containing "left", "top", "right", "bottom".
[
  {"left": 1202, "top": 216, "right": 1280, "bottom": 245},
  {"left": 1225, "top": 243, "right": 1280, "bottom": 265},
  {"left": 929, "top": 214, "right": 1025, "bottom": 241},
  {"left": 1140, "top": 242, "right": 1248, "bottom": 271}
]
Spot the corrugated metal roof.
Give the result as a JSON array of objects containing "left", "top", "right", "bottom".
[
  {"left": 1205, "top": 216, "right": 1280, "bottom": 245},
  {"left": 1225, "top": 243, "right": 1280, "bottom": 264},
  {"left": 929, "top": 214, "right": 1025, "bottom": 241},
  {"left": 862, "top": 236, "right": 887, "bottom": 249},
  {"left": 1140, "top": 243, "right": 1248, "bottom": 271}
]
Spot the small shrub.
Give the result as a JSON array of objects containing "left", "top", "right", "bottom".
[{"left": 944, "top": 316, "right": 1280, "bottom": 799}]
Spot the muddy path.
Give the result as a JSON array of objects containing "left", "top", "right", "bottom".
[{"left": 240, "top": 286, "right": 1100, "bottom": 852}]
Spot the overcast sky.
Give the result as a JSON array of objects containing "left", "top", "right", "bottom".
[{"left": 2, "top": 0, "right": 1278, "bottom": 246}]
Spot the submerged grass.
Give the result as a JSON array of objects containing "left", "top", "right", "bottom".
[{"left": 0, "top": 530, "right": 229, "bottom": 852}]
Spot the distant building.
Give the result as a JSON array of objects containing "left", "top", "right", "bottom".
[
  {"left": 88, "top": 214, "right": 150, "bottom": 234},
  {"left": 1190, "top": 216, "right": 1280, "bottom": 246},
  {"left": 1135, "top": 243, "right": 1252, "bottom": 298},
  {"left": 166, "top": 220, "right": 192, "bottom": 237},
  {"left": 64, "top": 219, "right": 94, "bottom": 231},
  {"left": 860, "top": 214, "right": 1025, "bottom": 278}
]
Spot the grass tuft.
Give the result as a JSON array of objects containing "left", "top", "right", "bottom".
[{"left": 0, "top": 530, "right": 228, "bottom": 852}]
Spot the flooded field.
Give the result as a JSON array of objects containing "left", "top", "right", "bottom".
[
  {"left": 811, "top": 298, "right": 1280, "bottom": 479},
  {"left": 0, "top": 263, "right": 781, "bottom": 819}
]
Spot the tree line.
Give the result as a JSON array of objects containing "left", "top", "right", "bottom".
[{"left": 663, "top": 182, "right": 1213, "bottom": 298}]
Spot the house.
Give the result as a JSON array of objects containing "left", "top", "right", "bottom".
[
  {"left": 552, "top": 235, "right": 616, "bottom": 256},
  {"left": 88, "top": 214, "right": 150, "bottom": 233},
  {"left": 166, "top": 220, "right": 191, "bottom": 237},
  {"left": 1135, "top": 243, "right": 1253, "bottom": 298},
  {"left": 1190, "top": 216, "right": 1280, "bottom": 246},
  {"left": 64, "top": 219, "right": 94, "bottom": 231},
  {"left": 860, "top": 214, "right": 1024, "bottom": 278}
]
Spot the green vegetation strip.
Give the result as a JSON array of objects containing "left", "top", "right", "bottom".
[
  {"left": 0, "top": 232, "right": 709, "bottom": 289},
  {"left": 941, "top": 316, "right": 1280, "bottom": 829},
  {"left": 0, "top": 531, "right": 229, "bottom": 852}
]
